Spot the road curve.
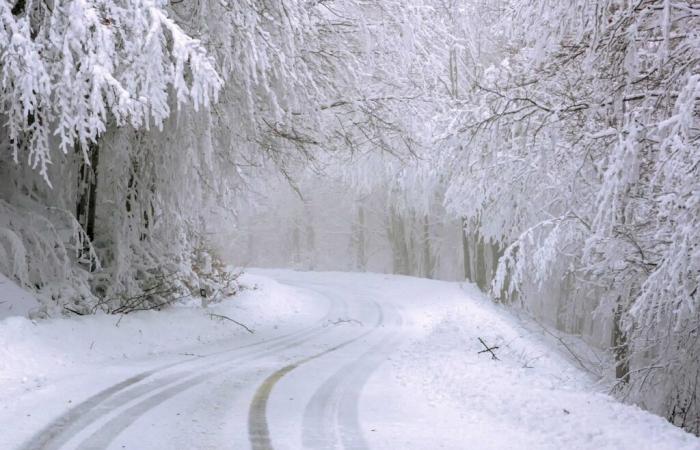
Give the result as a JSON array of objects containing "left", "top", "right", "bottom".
[
  {"left": 11, "top": 271, "right": 700, "bottom": 450},
  {"left": 18, "top": 273, "right": 407, "bottom": 450}
]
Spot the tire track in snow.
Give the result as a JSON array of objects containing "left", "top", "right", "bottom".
[
  {"left": 247, "top": 300, "right": 385, "bottom": 450},
  {"left": 301, "top": 303, "right": 403, "bottom": 450},
  {"left": 74, "top": 335, "right": 326, "bottom": 450},
  {"left": 21, "top": 287, "right": 346, "bottom": 450}
]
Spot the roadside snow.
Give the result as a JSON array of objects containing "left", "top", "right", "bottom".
[
  {"left": 248, "top": 270, "right": 700, "bottom": 449},
  {"left": 361, "top": 278, "right": 700, "bottom": 450},
  {"left": 0, "top": 273, "right": 40, "bottom": 320},
  {"left": 1, "top": 269, "right": 698, "bottom": 450},
  {"left": 0, "top": 273, "right": 321, "bottom": 404}
]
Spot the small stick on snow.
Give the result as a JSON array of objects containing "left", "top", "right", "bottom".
[
  {"left": 63, "top": 306, "right": 84, "bottom": 316},
  {"left": 209, "top": 313, "right": 255, "bottom": 334},
  {"left": 531, "top": 317, "right": 595, "bottom": 375},
  {"left": 477, "top": 337, "right": 500, "bottom": 360}
]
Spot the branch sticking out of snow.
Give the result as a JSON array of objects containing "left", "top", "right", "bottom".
[
  {"left": 208, "top": 313, "right": 254, "bottom": 334},
  {"left": 477, "top": 337, "right": 500, "bottom": 361}
]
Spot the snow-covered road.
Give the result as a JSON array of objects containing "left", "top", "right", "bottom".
[{"left": 1, "top": 270, "right": 699, "bottom": 450}]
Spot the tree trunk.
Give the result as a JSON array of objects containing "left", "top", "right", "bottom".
[
  {"left": 491, "top": 240, "right": 503, "bottom": 281},
  {"left": 291, "top": 221, "right": 301, "bottom": 267},
  {"left": 462, "top": 218, "right": 472, "bottom": 282},
  {"left": 388, "top": 208, "right": 410, "bottom": 275},
  {"left": 475, "top": 235, "right": 487, "bottom": 291},
  {"left": 422, "top": 215, "right": 433, "bottom": 278},
  {"left": 356, "top": 204, "right": 367, "bottom": 270},
  {"left": 305, "top": 214, "right": 315, "bottom": 270},
  {"left": 612, "top": 301, "right": 630, "bottom": 383},
  {"left": 76, "top": 141, "right": 99, "bottom": 271}
]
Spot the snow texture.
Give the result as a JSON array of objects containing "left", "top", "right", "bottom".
[{"left": 1, "top": 270, "right": 697, "bottom": 449}]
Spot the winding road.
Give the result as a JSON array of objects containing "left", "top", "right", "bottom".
[
  {"left": 20, "top": 274, "right": 407, "bottom": 450},
  {"left": 7, "top": 270, "right": 700, "bottom": 450}
]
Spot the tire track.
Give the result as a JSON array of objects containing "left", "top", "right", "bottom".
[
  {"left": 302, "top": 303, "right": 404, "bottom": 450},
  {"left": 248, "top": 300, "right": 384, "bottom": 450},
  {"left": 73, "top": 319, "right": 352, "bottom": 450},
  {"left": 21, "top": 286, "right": 345, "bottom": 450}
]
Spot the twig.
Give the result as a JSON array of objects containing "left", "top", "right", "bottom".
[
  {"left": 64, "top": 306, "right": 84, "bottom": 316},
  {"left": 532, "top": 318, "right": 596, "bottom": 375},
  {"left": 477, "top": 337, "right": 500, "bottom": 360},
  {"left": 209, "top": 313, "right": 254, "bottom": 334}
]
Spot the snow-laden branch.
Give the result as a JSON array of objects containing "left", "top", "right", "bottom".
[{"left": 0, "top": 0, "right": 222, "bottom": 183}]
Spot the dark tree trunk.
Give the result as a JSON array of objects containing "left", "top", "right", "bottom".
[
  {"left": 76, "top": 141, "right": 99, "bottom": 271},
  {"left": 475, "top": 235, "right": 487, "bottom": 291},
  {"left": 388, "top": 208, "right": 410, "bottom": 275}
]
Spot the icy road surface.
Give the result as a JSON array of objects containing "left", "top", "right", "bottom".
[{"left": 1, "top": 270, "right": 698, "bottom": 449}]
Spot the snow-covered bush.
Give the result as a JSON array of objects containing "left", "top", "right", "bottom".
[{"left": 0, "top": 198, "right": 97, "bottom": 316}]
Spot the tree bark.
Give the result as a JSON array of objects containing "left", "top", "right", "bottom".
[
  {"left": 305, "top": 206, "right": 315, "bottom": 270},
  {"left": 422, "top": 215, "right": 433, "bottom": 278},
  {"left": 76, "top": 141, "right": 99, "bottom": 271},
  {"left": 291, "top": 222, "right": 301, "bottom": 267},
  {"left": 388, "top": 208, "right": 410, "bottom": 275},
  {"left": 475, "top": 235, "right": 487, "bottom": 291},
  {"left": 356, "top": 204, "right": 367, "bottom": 270},
  {"left": 462, "top": 218, "right": 472, "bottom": 282},
  {"left": 612, "top": 301, "right": 630, "bottom": 383}
]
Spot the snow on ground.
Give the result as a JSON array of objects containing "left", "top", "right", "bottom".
[
  {"left": 0, "top": 273, "right": 40, "bottom": 320},
  {"left": 0, "top": 273, "right": 321, "bottom": 410},
  {"left": 0, "top": 269, "right": 698, "bottom": 450},
  {"left": 247, "top": 270, "right": 699, "bottom": 449},
  {"left": 359, "top": 277, "right": 700, "bottom": 450}
]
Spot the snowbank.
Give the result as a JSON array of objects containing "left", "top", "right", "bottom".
[
  {"left": 366, "top": 279, "right": 700, "bottom": 450},
  {"left": 0, "top": 273, "right": 40, "bottom": 320},
  {"left": 0, "top": 273, "right": 322, "bottom": 402}
]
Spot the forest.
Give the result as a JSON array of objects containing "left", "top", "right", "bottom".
[{"left": 1, "top": 0, "right": 699, "bottom": 438}]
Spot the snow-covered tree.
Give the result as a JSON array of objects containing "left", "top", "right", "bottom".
[
  {"left": 0, "top": 0, "right": 449, "bottom": 313},
  {"left": 1, "top": 0, "right": 223, "bottom": 312},
  {"left": 2, "top": 0, "right": 698, "bottom": 434},
  {"left": 435, "top": 0, "right": 700, "bottom": 433}
]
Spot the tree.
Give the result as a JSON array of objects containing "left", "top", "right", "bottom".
[{"left": 435, "top": 0, "right": 700, "bottom": 433}]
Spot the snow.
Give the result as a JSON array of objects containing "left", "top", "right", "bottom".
[
  {"left": 362, "top": 280, "right": 699, "bottom": 450},
  {"left": 0, "top": 273, "right": 40, "bottom": 320},
  {"left": 0, "top": 273, "right": 317, "bottom": 386},
  {"left": 0, "top": 273, "right": 322, "bottom": 448},
  {"left": 0, "top": 270, "right": 698, "bottom": 449}
]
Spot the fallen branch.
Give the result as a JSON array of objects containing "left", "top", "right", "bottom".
[
  {"left": 64, "top": 306, "right": 85, "bottom": 316},
  {"left": 531, "top": 317, "right": 596, "bottom": 376},
  {"left": 477, "top": 337, "right": 500, "bottom": 360},
  {"left": 209, "top": 313, "right": 254, "bottom": 334}
]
